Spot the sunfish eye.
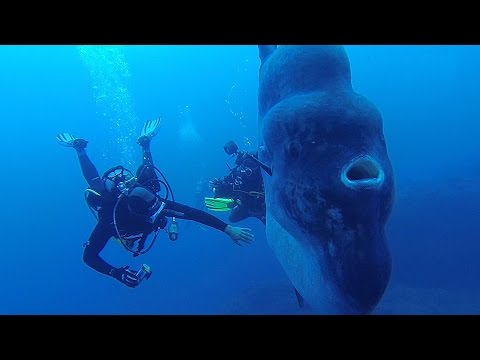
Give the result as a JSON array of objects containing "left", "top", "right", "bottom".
[{"left": 288, "top": 141, "right": 302, "bottom": 159}]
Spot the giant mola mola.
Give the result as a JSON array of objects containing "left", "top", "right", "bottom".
[{"left": 257, "top": 45, "right": 395, "bottom": 314}]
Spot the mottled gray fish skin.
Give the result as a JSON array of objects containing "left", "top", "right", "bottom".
[{"left": 257, "top": 45, "right": 395, "bottom": 314}]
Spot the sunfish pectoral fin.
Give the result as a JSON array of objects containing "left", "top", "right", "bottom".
[
  {"left": 258, "top": 45, "right": 277, "bottom": 66},
  {"left": 294, "top": 287, "right": 305, "bottom": 309}
]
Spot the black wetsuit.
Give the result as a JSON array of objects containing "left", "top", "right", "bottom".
[
  {"left": 213, "top": 151, "right": 266, "bottom": 225},
  {"left": 75, "top": 142, "right": 228, "bottom": 277}
]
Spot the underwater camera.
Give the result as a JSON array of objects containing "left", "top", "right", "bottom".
[
  {"left": 136, "top": 264, "right": 152, "bottom": 283},
  {"left": 223, "top": 140, "right": 239, "bottom": 156}
]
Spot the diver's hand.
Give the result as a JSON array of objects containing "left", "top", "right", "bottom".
[
  {"left": 209, "top": 179, "right": 221, "bottom": 190},
  {"left": 110, "top": 266, "right": 140, "bottom": 288},
  {"left": 224, "top": 225, "right": 254, "bottom": 246}
]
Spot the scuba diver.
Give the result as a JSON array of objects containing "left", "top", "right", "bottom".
[
  {"left": 56, "top": 118, "right": 254, "bottom": 289},
  {"left": 194, "top": 174, "right": 209, "bottom": 211},
  {"left": 208, "top": 139, "right": 304, "bottom": 308},
  {"left": 208, "top": 141, "right": 305, "bottom": 309},
  {"left": 206, "top": 140, "right": 267, "bottom": 225}
]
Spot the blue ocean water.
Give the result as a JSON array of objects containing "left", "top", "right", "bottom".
[{"left": 0, "top": 45, "right": 478, "bottom": 314}]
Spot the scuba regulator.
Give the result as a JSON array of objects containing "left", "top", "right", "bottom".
[{"left": 102, "top": 165, "right": 137, "bottom": 196}]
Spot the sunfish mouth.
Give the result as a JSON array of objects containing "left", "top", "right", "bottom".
[{"left": 341, "top": 155, "right": 385, "bottom": 188}]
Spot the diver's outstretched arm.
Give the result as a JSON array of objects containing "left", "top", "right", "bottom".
[
  {"left": 83, "top": 221, "right": 143, "bottom": 288},
  {"left": 83, "top": 222, "right": 117, "bottom": 276},
  {"left": 163, "top": 200, "right": 254, "bottom": 246}
]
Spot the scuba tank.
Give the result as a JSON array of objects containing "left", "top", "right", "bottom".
[
  {"left": 85, "top": 163, "right": 179, "bottom": 255},
  {"left": 168, "top": 217, "right": 179, "bottom": 241}
]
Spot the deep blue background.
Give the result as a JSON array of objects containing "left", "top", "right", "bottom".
[{"left": 0, "top": 45, "right": 478, "bottom": 314}]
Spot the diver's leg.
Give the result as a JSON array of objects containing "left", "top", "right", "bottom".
[
  {"left": 136, "top": 117, "right": 161, "bottom": 168},
  {"left": 75, "top": 145, "right": 104, "bottom": 194},
  {"left": 252, "top": 211, "right": 266, "bottom": 225},
  {"left": 229, "top": 206, "right": 249, "bottom": 223},
  {"left": 139, "top": 138, "right": 154, "bottom": 166},
  {"left": 136, "top": 138, "right": 159, "bottom": 192},
  {"left": 253, "top": 200, "right": 267, "bottom": 225},
  {"left": 56, "top": 133, "right": 104, "bottom": 193},
  {"left": 260, "top": 214, "right": 266, "bottom": 225}
]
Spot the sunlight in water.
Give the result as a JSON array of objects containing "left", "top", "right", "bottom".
[
  {"left": 225, "top": 58, "right": 253, "bottom": 150},
  {"left": 177, "top": 105, "right": 202, "bottom": 144},
  {"left": 77, "top": 45, "right": 139, "bottom": 167}
]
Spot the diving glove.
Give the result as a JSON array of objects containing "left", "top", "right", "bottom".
[{"left": 110, "top": 266, "right": 148, "bottom": 288}]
